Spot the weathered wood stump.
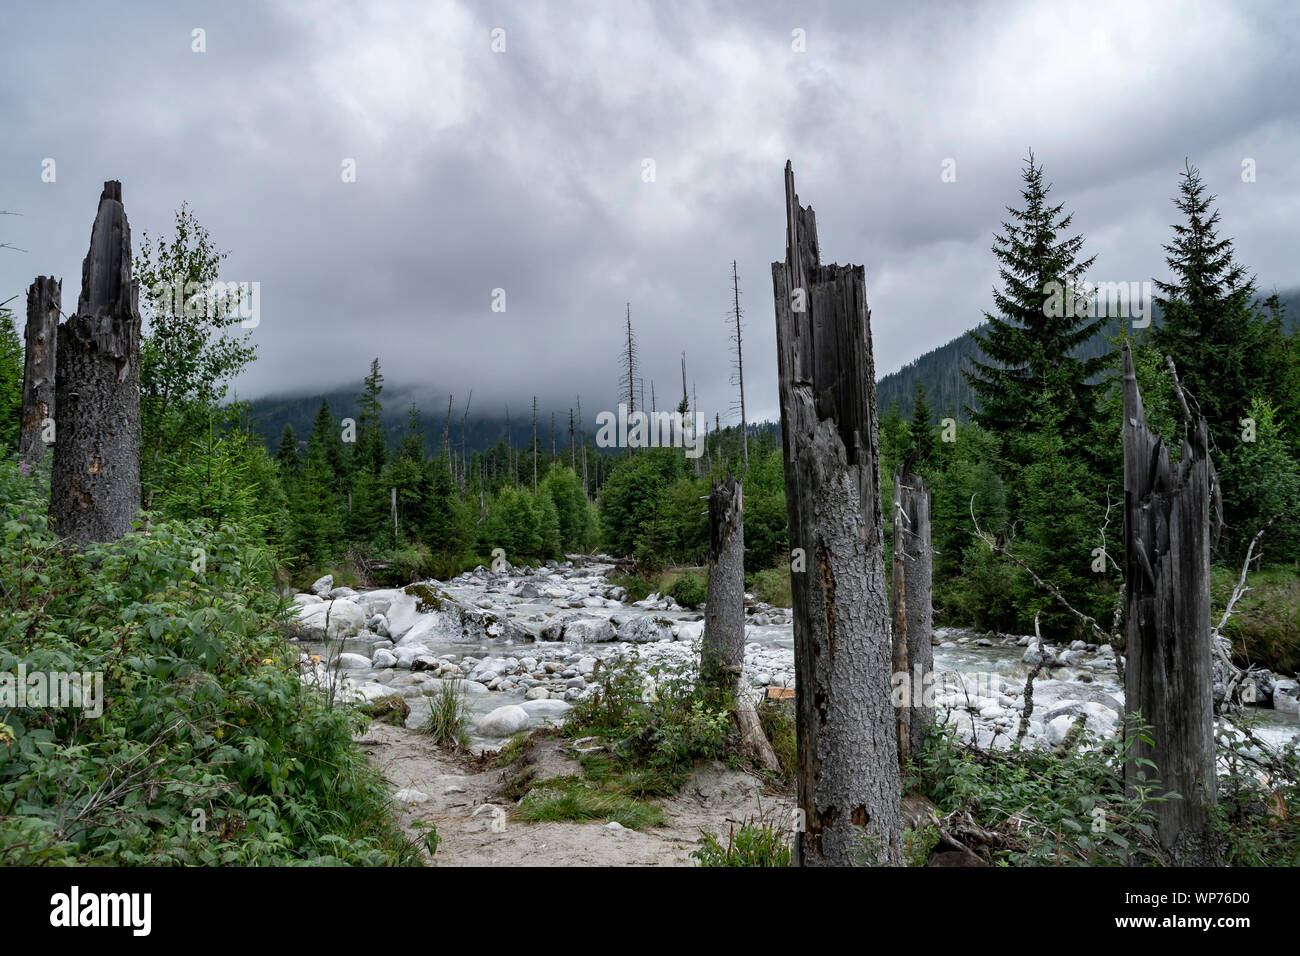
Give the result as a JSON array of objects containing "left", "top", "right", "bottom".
[
  {"left": 1121, "top": 342, "right": 1219, "bottom": 864},
  {"left": 50, "top": 182, "right": 142, "bottom": 546},
  {"left": 893, "top": 467, "right": 933, "bottom": 760},
  {"left": 771, "top": 161, "right": 902, "bottom": 866},
  {"left": 19, "top": 276, "right": 60, "bottom": 467},
  {"left": 701, "top": 476, "right": 780, "bottom": 773}
]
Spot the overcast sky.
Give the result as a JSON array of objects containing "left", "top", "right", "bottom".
[{"left": 3, "top": 0, "right": 1298, "bottom": 425}]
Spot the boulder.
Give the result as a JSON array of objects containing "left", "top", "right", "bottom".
[
  {"left": 293, "top": 593, "right": 323, "bottom": 606},
  {"left": 335, "top": 652, "right": 371, "bottom": 669},
  {"left": 476, "top": 704, "right": 530, "bottom": 737},
  {"left": 539, "top": 611, "right": 616, "bottom": 643},
  {"left": 520, "top": 698, "right": 573, "bottom": 719},
  {"left": 294, "top": 599, "right": 368, "bottom": 640},
  {"left": 618, "top": 615, "right": 676, "bottom": 644},
  {"left": 390, "top": 586, "right": 532, "bottom": 645},
  {"left": 1274, "top": 679, "right": 1300, "bottom": 715},
  {"left": 310, "top": 574, "right": 334, "bottom": 597}
]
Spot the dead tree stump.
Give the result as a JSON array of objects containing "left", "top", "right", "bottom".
[
  {"left": 771, "top": 161, "right": 902, "bottom": 866},
  {"left": 51, "top": 182, "right": 142, "bottom": 546},
  {"left": 19, "top": 276, "right": 60, "bottom": 467},
  {"left": 893, "top": 467, "right": 933, "bottom": 760},
  {"left": 1121, "top": 342, "right": 1219, "bottom": 864},
  {"left": 701, "top": 476, "right": 780, "bottom": 773}
]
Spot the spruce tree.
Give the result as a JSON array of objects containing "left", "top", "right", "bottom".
[
  {"left": 908, "top": 380, "right": 937, "bottom": 470},
  {"left": 1151, "top": 160, "right": 1273, "bottom": 451},
  {"left": 357, "top": 357, "right": 387, "bottom": 473},
  {"left": 965, "top": 152, "right": 1104, "bottom": 461},
  {"left": 275, "top": 424, "right": 299, "bottom": 473}
]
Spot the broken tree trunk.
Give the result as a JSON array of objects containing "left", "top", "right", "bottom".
[
  {"left": 771, "top": 161, "right": 902, "bottom": 866},
  {"left": 50, "top": 182, "right": 142, "bottom": 546},
  {"left": 701, "top": 476, "right": 780, "bottom": 773},
  {"left": 19, "top": 276, "right": 60, "bottom": 466},
  {"left": 1120, "top": 342, "right": 1219, "bottom": 865},
  {"left": 893, "top": 467, "right": 933, "bottom": 760}
]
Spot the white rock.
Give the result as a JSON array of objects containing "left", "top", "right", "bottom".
[
  {"left": 294, "top": 599, "right": 367, "bottom": 640},
  {"left": 293, "top": 593, "right": 323, "bottom": 606},
  {"left": 310, "top": 574, "right": 334, "bottom": 597},
  {"left": 335, "top": 652, "right": 371, "bottom": 669},
  {"left": 521, "top": 698, "right": 573, "bottom": 719},
  {"left": 394, "top": 788, "right": 429, "bottom": 804},
  {"left": 372, "top": 648, "right": 399, "bottom": 669},
  {"left": 476, "top": 705, "right": 530, "bottom": 737}
]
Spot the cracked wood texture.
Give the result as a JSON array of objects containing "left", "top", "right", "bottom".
[
  {"left": 20, "top": 276, "right": 60, "bottom": 466},
  {"left": 1121, "top": 342, "right": 1219, "bottom": 864},
  {"left": 51, "top": 182, "right": 142, "bottom": 546},
  {"left": 893, "top": 467, "right": 933, "bottom": 760},
  {"left": 771, "top": 161, "right": 902, "bottom": 866}
]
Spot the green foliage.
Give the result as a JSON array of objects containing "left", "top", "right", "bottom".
[
  {"left": 420, "top": 681, "right": 470, "bottom": 749},
  {"left": 0, "top": 460, "right": 410, "bottom": 865},
  {"left": 1212, "top": 719, "right": 1300, "bottom": 866},
  {"left": 0, "top": 304, "right": 21, "bottom": 453},
  {"left": 669, "top": 571, "right": 707, "bottom": 609},
  {"left": 693, "top": 818, "right": 791, "bottom": 867},
  {"left": 909, "top": 723, "right": 1169, "bottom": 865},
  {"left": 136, "top": 204, "right": 258, "bottom": 500},
  {"left": 514, "top": 775, "right": 665, "bottom": 830}
]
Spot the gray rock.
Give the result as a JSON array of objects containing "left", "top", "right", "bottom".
[
  {"left": 335, "top": 652, "right": 371, "bottom": 669},
  {"left": 618, "top": 615, "right": 676, "bottom": 644},
  {"left": 1274, "top": 679, "right": 1300, "bottom": 715},
  {"left": 476, "top": 704, "right": 530, "bottom": 737},
  {"left": 310, "top": 574, "right": 334, "bottom": 597},
  {"left": 294, "top": 599, "right": 368, "bottom": 640}
]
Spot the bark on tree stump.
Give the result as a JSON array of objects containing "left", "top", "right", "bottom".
[
  {"left": 50, "top": 181, "right": 142, "bottom": 546},
  {"left": 701, "top": 477, "right": 780, "bottom": 773},
  {"left": 893, "top": 467, "right": 933, "bottom": 760},
  {"left": 771, "top": 161, "right": 902, "bottom": 866},
  {"left": 1120, "top": 343, "right": 1219, "bottom": 865},
  {"left": 19, "top": 276, "right": 60, "bottom": 467}
]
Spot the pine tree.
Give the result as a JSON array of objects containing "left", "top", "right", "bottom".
[
  {"left": 965, "top": 152, "right": 1103, "bottom": 461},
  {"left": 1151, "top": 160, "right": 1274, "bottom": 452},
  {"left": 274, "top": 424, "right": 299, "bottom": 473},
  {"left": 908, "top": 380, "right": 937, "bottom": 470},
  {"left": 357, "top": 357, "right": 387, "bottom": 474}
]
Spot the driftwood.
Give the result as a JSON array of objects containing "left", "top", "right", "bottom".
[
  {"left": 50, "top": 182, "right": 142, "bottom": 546},
  {"left": 1120, "top": 342, "right": 1219, "bottom": 865},
  {"left": 771, "top": 161, "right": 901, "bottom": 866},
  {"left": 892, "top": 467, "right": 933, "bottom": 759},
  {"left": 701, "top": 477, "right": 780, "bottom": 773},
  {"left": 19, "top": 276, "right": 60, "bottom": 466}
]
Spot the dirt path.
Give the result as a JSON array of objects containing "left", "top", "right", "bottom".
[{"left": 358, "top": 722, "right": 796, "bottom": 866}]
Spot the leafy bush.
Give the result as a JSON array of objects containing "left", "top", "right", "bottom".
[
  {"left": 0, "top": 458, "right": 411, "bottom": 865},
  {"left": 669, "top": 571, "right": 707, "bottom": 609},
  {"left": 909, "top": 722, "right": 1170, "bottom": 865}
]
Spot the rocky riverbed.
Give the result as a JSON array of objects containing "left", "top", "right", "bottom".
[{"left": 288, "top": 556, "right": 1300, "bottom": 754}]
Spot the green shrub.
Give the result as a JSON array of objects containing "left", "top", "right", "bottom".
[
  {"left": 0, "top": 459, "right": 410, "bottom": 865},
  {"left": 669, "top": 571, "right": 707, "bottom": 609}
]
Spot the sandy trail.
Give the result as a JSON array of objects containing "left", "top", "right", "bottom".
[{"left": 358, "top": 722, "right": 796, "bottom": 866}]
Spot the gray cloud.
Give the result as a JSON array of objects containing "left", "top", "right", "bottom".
[{"left": 2, "top": 0, "right": 1297, "bottom": 427}]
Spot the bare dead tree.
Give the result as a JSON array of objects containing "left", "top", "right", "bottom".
[
  {"left": 442, "top": 393, "right": 454, "bottom": 459},
  {"left": 458, "top": 389, "right": 472, "bottom": 489},
  {"left": 531, "top": 395, "right": 538, "bottom": 492},
  {"left": 620, "top": 303, "right": 639, "bottom": 420},
  {"left": 568, "top": 407, "right": 575, "bottom": 470},
  {"left": 771, "top": 161, "right": 901, "bottom": 866},
  {"left": 729, "top": 260, "right": 749, "bottom": 469},
  {"left": 576, "top": 394, "right": 587, "bottom": 496},
  {"left": 51, "top": 182, "right": 142, "bottom": 546},
  {"left": 20, "top": 276, "right": 60, "bottom": 467}
]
